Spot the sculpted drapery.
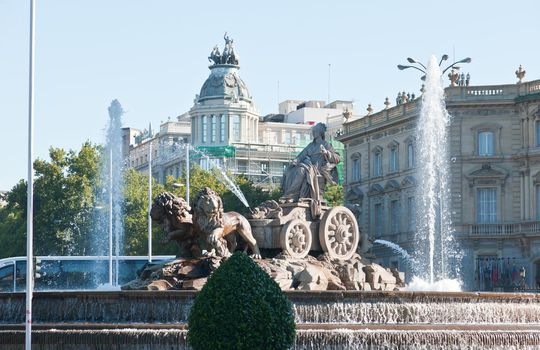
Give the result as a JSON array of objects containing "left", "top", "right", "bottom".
[{"left": 280, "top": 123, "right": 340, "bottom": 217}]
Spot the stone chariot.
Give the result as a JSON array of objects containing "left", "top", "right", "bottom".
[{"left": 249, "top": 202, "right": 360, "bottom": 260}]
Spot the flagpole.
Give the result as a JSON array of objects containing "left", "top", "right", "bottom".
[{"left": 25, "top": 0, "right": 36, "bottom": 348}]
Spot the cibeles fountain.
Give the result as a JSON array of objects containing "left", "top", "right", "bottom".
[
  {"left": 2, "top": 36, "right": 540, "bottom": 349},
  {"left": 122, "top": 121, "right": 401, "bottom": 293}
]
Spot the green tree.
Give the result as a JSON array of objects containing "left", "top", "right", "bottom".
[
  {"left": 123, "top": 168, "right": 179, "bottom": 256},
  {"left": 0, "top": 142, "right": 101, "bottom": 258},
  {"left": 0, "top": 180, "right": 27, "bottom": 258},
  {"left": 221, "top": 174, "right": 280, "bottom": 215},
  {"left": 324, "top": 183, "right": 344, "bottom": 207},
  {"left": 188, "top": 252, "right": 296, "bottom": 350}
]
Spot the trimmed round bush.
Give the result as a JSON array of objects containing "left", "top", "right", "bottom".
[{"left": 187, "top": 252, "right": 296, "bottom": 350}]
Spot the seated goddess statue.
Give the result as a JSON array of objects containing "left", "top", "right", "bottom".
[{"left": 280, "top": 123, "right": 340, "bottom": 216}]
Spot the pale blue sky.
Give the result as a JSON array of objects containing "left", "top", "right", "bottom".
[{"left": 1, "top": 0, "right": 539, "bottom": 190}]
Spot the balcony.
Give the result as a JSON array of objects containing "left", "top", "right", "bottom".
[
  {"left": 339, "top": 79, "right": 540, "bottom": 141},
  {"left": 457, "top": 221, "right": 540, "bottom": 238},
  {"left": 445, "top": 79, "right": 540, "bottom": 102}
]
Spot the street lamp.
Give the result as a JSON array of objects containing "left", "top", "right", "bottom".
[{"left": 397, "top": 55, "right": 471, "bottom": 81}]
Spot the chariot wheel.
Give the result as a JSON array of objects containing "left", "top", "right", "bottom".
[
  {"left": 319, "top": 206, "right": 359, "bottom": 260},
  {"left": 280, "top": 219, "right": 312, "bottom": 259}
]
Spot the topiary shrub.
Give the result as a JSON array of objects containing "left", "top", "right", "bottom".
[{"left": 187, "top": 252, "right": 296, "bottom": 350}]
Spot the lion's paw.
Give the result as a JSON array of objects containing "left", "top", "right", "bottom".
[{"left": 250, "top": 253, "right": 262, "bottom": 260}]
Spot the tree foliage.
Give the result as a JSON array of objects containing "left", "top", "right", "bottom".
[
  {"left": 188, "top": 252, "right": 296, "bottom": 350},
  {"left": 123, "top": 168, "right": 179, "bottom": 256},
  {"left": 0, "top": 151, "right": 286, "bottom": 258},
  {"left": 173, "top": 166, "right": 280, "bottom": 215},
  {"left": 324, "top": 183, "right": 344, "bottom": 207},
  {"left": 0, "top": 142, "right": 101, "bottom": 258}
]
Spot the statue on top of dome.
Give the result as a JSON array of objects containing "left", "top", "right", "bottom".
[{"left": 208, "top": 33, "right": 239, "bottom": 66}]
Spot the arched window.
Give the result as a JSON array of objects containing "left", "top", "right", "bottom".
[
  {"left": 407, "top": 143, "right": 415, "bottom": 167},
  {"left": 201, "top": 116, "right": 207, "bottom": 143},
  {"left": 390, "top": 148, "right": 398, "bottom": 172},
  {"left": 374, "top": 202, "right": 383, "bottom": 237},
  {"left": 373, "top": 146, "right": 383, "bottom": 177},
  {"left": 220, "top": 114, "right": 226, "bottom": 142},
  {"left": 390, "top": 199, "right": 401, "bottom": 233},
  {"left": 536, "top": 121, "right": 540, "bottom": 147},
  {"left": 351, "top": 153, "right": 361, "bottom": 182},
  {"left": 537, "top": 185, "right": 540, "bottom": 220},
  {"left": 387, "top": 140, "right": 399, "bottom": 173},
  {"left": 211, "top": 115, "right": 217, "bottom": 143},
  {"left": 232, "top": 115, "right": 241, "bottom": 142}
]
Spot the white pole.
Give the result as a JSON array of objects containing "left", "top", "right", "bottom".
[
  {"left": 108, "top": 148, "right": 113, "bottom": 286},
  {"left": 148, "top": 140, "right": 152, "bottom": 262},
  {"left": 185, "top": 145, "right": 190, "bottom": 206},
  {"left": 25, "top": 0, "right": 36, "bottom": 348}
]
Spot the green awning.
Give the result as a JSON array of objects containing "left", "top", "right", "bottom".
[{"left": 196, "top": 145, "right": 236, "bottom": 157}]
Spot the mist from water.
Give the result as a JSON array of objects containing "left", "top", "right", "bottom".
[
  {"left": 413, "top": 55, "right": 461, "bottom": 287},
  {"left": 187, "top": 145, "right": 250, "bottom": 208},
  {"left": 93, "top": 99, "right": 125, "bottom": 287}
]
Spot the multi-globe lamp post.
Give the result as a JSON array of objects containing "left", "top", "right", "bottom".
[{"left": 397, "top": 55, "right": 471, "bottom": 81}]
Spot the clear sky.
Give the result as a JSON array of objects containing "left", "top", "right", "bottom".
[{"left": 1, "top": 0, "right": 539, "bottom": 190}]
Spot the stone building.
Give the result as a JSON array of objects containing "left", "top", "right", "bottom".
[
  {"left": 125, "top": 115, "right": 192, "bottom": 183},
  {"left": 126, "top": 34, "right": 351, "bottom": 188},
  {"left": 338, "top": 76, "right": 540, "bottom": 291}
]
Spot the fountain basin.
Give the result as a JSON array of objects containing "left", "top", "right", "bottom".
[{"left": 1, "top": 291, "right": 540, "bottom": 349}]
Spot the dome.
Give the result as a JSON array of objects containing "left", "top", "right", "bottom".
[{"left": 198, "top": 65, "right": 252, "bottom": 103}]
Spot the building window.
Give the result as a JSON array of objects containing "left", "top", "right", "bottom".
[
  {"left": 373, "top": 151, "right": 382, "bottom": 177},
  {"left": 210, "top": 115, "right": 217, "bottom": 143},
  {"left": 283, "top": 131, "right": 291, "bottom": 144},
  {"left": 390, "top": 200, "right": 400, "bottom": 234},
  {"left": 352, "top": 156, "right": 361, "bottom": 182},
  {"left": 374, "top": 203, "right": 383, "bottom": 237},
  {"left": 536, "top": 121, "right": 540, "bottom": 147},
  {"left": 478, "top": 131, "right": 494, "bottom": 156},
  {"left": 232, "top": 115, "right": 241, "bottom": 142},
  {"left": 220, "top": 115, "right": 226, "bottom": 142},
  {"left": 237, "top": 160, "right": 247, "bottom": 172},
  {"left": 201, "top": 115, "right": 207, "bottom": 143},
  {"left": 389, "top": 148, "right": 398, "bottom": 172},
  {"left": 199, "top": 156, "right": 209, "bottom": 170},
  {"left": 270, "top": 131, "right": 278, "bottom": 144},
  {"left": 407, "top": 143, "right": 415, "bottom": 168},
  {"left": 477, "top": 187, "right": 497, "bottom": 223},
  {"left": 261, "top": 162, "right": 268, "bottom": 173},
  {"left": 295, "top": 132, "right": 302, "bottom": 145},
  {"left": 537, "top": 185, "right": 540, "bottom": 220},
  {"left": 407, "top": 196, "right": 416, "bottom": 231}
]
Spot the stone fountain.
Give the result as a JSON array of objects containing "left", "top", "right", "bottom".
[
  {"left": 120, "top": 122, "right": 403, "bottom": 293},
  {"left": 2, "top": 121, "right": 540, "bottom": 349}
]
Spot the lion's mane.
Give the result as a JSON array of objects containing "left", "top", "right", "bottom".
[
  {"left": 150, "top": 192, "right": 192, "bottom": 228},
  {"left": 194, "top": 187, "right": 224, "bottom": 233}
]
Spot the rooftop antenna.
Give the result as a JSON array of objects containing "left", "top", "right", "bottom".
[
  {"left": 277, "top": 80, "right": 280, "bottom": 107},
  {"left": 327, "top": 63, "right": 331, "bottom": 105}
]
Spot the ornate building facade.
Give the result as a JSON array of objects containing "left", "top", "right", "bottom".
[
  {"left": 126, "top": 34, "right": 351, "bottom": 188},
  {"left": 338, "top": 77, "right": 540, "bottom": 291}
]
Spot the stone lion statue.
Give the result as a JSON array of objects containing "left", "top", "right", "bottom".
[
  {"left": 193, "top": 187, "right": 261, "bottom": 259},
  {"left": 150, "top": 192, "right": 202, "bottom": 258}
]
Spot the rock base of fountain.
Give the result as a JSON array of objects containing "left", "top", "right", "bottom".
[{"left": 121, "top": 253, "right": 404, "bottom": 292}]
